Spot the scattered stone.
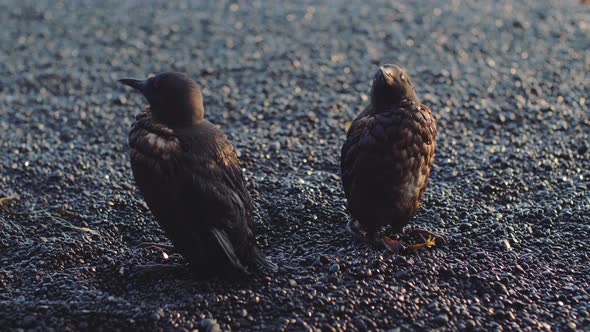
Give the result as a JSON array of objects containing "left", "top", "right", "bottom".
[
  {"left": 433, "top": 314, "right": 448, "bottom": 326},
  {"left": 200, "top": 319, "right": 221, "bottom": 332},
  {"left": 329, "top": 264, "right": 340, "bottom": 274}
]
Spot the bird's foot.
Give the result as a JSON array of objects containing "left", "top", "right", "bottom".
[
  {"left": 382, "top": 236, "right": 408, "bottom": 253},
  {"left": 383, "top": 235, "right": 438, "bottom": 253},
  {"left": 408, "top": 228, "right": 447, "bottom": 245},
  {"left": 129, "top": 263, "right": 180, "bottom": 278},
  {"left": 347, "top": 220, "right": 368, "bottom": 242},
  {"left": 405, "top": 235, "right": 437, "bottom": 251}
]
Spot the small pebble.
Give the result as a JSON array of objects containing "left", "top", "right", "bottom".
[
  {"left": 329, "top": 264, "right": 340, "bottom": 273},
  {"left": 433, "top": 314, "right": 448, "bottom": 326}
]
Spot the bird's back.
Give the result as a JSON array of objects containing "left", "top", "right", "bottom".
[{"left": 129, "top": 110, "right": 274, "bottom": 274}]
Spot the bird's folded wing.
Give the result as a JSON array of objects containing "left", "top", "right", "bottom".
[
  {"left": 340, "top": 115, "right": 370, "bottom": 194},
  {"left": 178, "top": 141, "right": 254, "bottom": 266}
]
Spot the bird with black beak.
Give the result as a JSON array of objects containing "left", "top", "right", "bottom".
[{"left": 119, "top": 72, "right": 276, "bottom": 276}]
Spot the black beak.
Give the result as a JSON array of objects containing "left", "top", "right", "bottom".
[
  {"left": 118, "top": 78, "right": 147, "bottom": 93},
  {"left": 374, "top": 66, "right": 394, "bottom": 85}
]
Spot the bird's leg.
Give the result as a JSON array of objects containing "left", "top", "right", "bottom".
[
  {"left": 132, "top": 242, "right": 175, "bottom": 261},
  {"left": 367, "top": 227, "right": 408, "bottom": 253},
  {"left": 347, "top": 219, "right": 431, "bottom": 253},
  {"left": 125, "top": 243, "right": 178, "bottom": 277},
  {"left": 385, "top": 227, "right": 446, "bottom": 253},
  {"left": 348, "top": 220, "right": 387, "bottom": 249},
  {"left": 408, "top": 228, "right": 447, "bottom": 245},
  {"left": 383, "top": 235, "right": 438, "bottom": 253},
  {"left": 382, "top": 227, "right": 444, "bottom": 253},
  {"left": 382, "top": 236, "right": 409, "bottom": 253},
  {"left": 402, "top": 235, "right": 437, "bottom": 251},
  {"left": 129, "top": 263, "right": 181, "bottom": 278},
  {"left": 348, "top": 219, "right": 402, "bottom": 251},
  {"left": 135, "top": 242, "right": 175, "bottom": 252}
]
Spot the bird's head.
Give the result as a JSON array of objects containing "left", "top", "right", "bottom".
[
  {"left": 119, "top": 72, "right": 204, "bottom": 127},
  {"left": 370, "top": 64, "right": 419, "bottom": 108}
]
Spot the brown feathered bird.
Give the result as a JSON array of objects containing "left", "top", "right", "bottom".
[
  {"left": 119, "top": 72, "right": 276, "bottom": 275},
  {"left": 340, "top": 64, "right": 444, "bottom": 252}
]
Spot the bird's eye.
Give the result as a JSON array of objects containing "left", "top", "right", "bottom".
[
  {"left": 400, "top": 74, "right": 405, "bottom": 81},
  {"left": 152, "top": 77, "right": 160, "bottom": 89}
]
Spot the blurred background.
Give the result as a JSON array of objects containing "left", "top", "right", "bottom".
[{"left": 0, "top": 0, "right": 588, "bottom": 331}]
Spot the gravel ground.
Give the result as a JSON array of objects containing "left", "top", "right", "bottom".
[{"left": 1, "top": 0, "right": 589, "bottom": 331}]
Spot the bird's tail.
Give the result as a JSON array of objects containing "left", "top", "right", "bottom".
[
  {"left": 252, "top": 246, "right": 278, "bottom": 273},
  {"left": 211, "top": 228, "right": 277, "bottom": 274},
  {"left": 211, "top": 228, "right": 247, "bottom": 272}
]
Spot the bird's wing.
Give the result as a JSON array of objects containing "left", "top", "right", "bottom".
[
  {"left": 418, "top": 103, "right": 437, "bottom": 144},
  {"left": 177, "top": 128, "right": 257, "bottom": 270},
  {"left": 340, "top": 106, "right": 373, "bottom": 196},
  {"left": 193, "top": 133, "right": 276, "bottom": 272}
]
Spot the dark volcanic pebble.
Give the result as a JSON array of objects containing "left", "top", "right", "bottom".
[
  {"left": 200, "top": 318, "right": 221, "bottom": 332},
  {"left": 0, "top": 0, "right": 589, "bottom": 331},
  {"left": 433, "top": 314, "right": 448, "bottom": 326}
]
